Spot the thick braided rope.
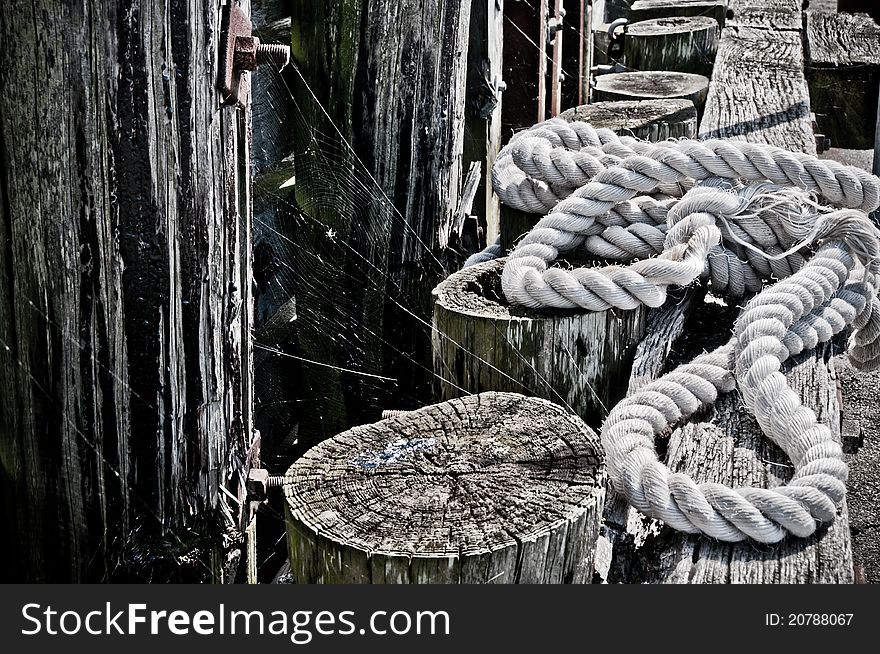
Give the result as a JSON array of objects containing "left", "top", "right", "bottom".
[
  {"left": 602, "top": 229, "right": 880, "bottom": 542},
  {"left": 501, "top": 130, "right": 880, "bottom": 310},
  {"left": 494, "top": 118, "right": 880, "bottom": 214},
  {"left": 491, "top": 120, "right": 880, "bottom": 542},
  {"left": 463, "top": 238, "right": 502, "bottom": 268}
]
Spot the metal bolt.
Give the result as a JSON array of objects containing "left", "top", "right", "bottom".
[
  {"left": 256, "top": 42, "right": 291, "bottom": 68},
  {"left": 246, "top": 469, "right": 285, "bottom": 502},
  {"left": 234, "top": 37, "right": 290, "bottom": 72},
  {"left": 267, "top": 475, "right": 285, "bottom": 489}
]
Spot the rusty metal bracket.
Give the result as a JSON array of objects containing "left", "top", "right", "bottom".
[
  {"left": 219, "top": 3, "right": 253, "bottom": 106},
  {"left": 218, "top": 3, "right": 292, "bottom": 107}
]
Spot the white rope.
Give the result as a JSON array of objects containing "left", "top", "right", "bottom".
[{"left": 491, "top": 118, "right": 880, "bottom": 542}]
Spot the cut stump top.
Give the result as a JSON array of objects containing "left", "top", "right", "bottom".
[
  {"left": 627, "top": 16, "right": 719, "bottom": 35},
  {"left": 283, "top": 392, "right": 604, "bottom": 561},
  {"left": 594, "top": 71, "right": 710, "bottom": 99},
  {"left": 559, "top": 99, "right": 697, "bottom": 136}
]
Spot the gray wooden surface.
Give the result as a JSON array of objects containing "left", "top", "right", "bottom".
[
  {"left": 284, "top": 392, "right": 605, "bottom": 583},
  {"left": 699, "top": 0, "right": 816, "bottom": 153},
  {"left": 806, "top": 11, "right": 880, "bottom": 150}
]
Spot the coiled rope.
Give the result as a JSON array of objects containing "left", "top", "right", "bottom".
[{"left": 489, "top": 118, "right": 880, "bottom": 542}]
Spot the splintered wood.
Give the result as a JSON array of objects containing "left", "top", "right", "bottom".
[{"left": 283, "top": 393, "right": 605, "bottom": 583}]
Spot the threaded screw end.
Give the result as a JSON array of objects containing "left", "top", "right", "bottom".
[
  {"left": 256, "top": 43, "right": 291, "bottom": 68},
  {"left": 266, "top": 475, "right": 285, "bottom": 489},
  {"left": 381, "top": 409, "right": 407, "bottom": 419}
]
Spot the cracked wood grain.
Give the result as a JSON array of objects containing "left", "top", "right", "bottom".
[{"left": 284, "top": 392, "right": 605, "bottom": 583}]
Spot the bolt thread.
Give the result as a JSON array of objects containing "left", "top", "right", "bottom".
[
  {"left": 266, "top": 475, "right": 285, "bottom": 489},
  {"left": 256, "top": 43, "right": 291, "bottom": 68},
  {"left": 381, "top": 409, "right": 407, "bottom": 419}
]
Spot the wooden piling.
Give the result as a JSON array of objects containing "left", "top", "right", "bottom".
[
  {"left": 0, "top": 0, "right": 254, "bottom": 583},
  {"left": 283, "top": 392, "right": 606, "bottom": 583},
  {"left": 559, "top": 98, "right": 698, "bottom": 139},
  {"left": 624, "top": 16, "right": 719, "bottom": 77},
  {"left": 805, "top": 11, "right": 880, "bottom": 150},
  {"left": 431, "top": 259, "right": 646, "bottom": 428},
  {"left": 630, "top": 0, "right": 727, "bottom": 26},
  {"left": 593, "top": 71, "right": 710, "bottom": 116}
]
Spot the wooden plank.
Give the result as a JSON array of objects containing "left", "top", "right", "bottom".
[
  {"left": 876, "top": 80, "right": 880, "bottom": 178},
  {"left": 464, "top": 0, "right": 505, "bottom": 249},
  {"left": 0, "top": 0, "right": 252, "bottom": 581},
  {"left": 806, "top": 12, "right": 880, "bottom": 149},
  {"left": 551, "top": 0, "right": 565, "bottom": 116},
  {"left": 699, "top": 1, "right": 816, "bottom": 154},
  {"left": 502, "top": 0, "right": 543, "bottom": 133},
  {"left": 603, "top": 0, "right": 853, "bottom": 583}
]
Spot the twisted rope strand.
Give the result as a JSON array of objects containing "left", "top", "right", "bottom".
[{"left": 490, "top": 118, "right": 880, "bottom": 542}]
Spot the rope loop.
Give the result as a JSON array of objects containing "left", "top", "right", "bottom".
[{"left": 488, "top": 118, "right": 880, "bottom": 542}]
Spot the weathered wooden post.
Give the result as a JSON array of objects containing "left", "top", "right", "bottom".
[
  {"left": 593, "top": 71, "right": 710, "bottom": 115},
  {"left": 624, "top": 16, "right": 719, "bottom": 77},
  {"left": 283, "top": 393, "right": 606, "bottom": 583},
  {"left": 288, "top": 0, "right": 473, "bottom": 448},
  {"left": 559, "top": 98, "right": 698, "bottom": 139},
  {"left": 630, "top": 0, "right": 727, "bottom": 26},
  {"left": 805, "top": 11, "right": 880, "bottom": 150},
  {"left": 0, "top": 0, "right": 253, "bottom": 581},
  {"left": 432, "top": 259, "right": 646, "bottom": 428},
  {"left": 875, "top": 80, "right": 880, "bottom": 182},
  {"left": 464, "top": 0, "right": 506, "bottom": 247}
]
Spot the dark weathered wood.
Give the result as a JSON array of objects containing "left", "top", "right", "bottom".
[
  {"left": 288, "top": 0, "right": 472, "bottom": 448},
  {"left": 284, "top": 392, "right": 606, "bottom": 583},
  {"left": 0, "top": 0, "right": 253, "bottom": 581},
  {"left": 605, "top": 0, "right": 631, "bottom": 21},
  {"left": 502, "top": 0, "right": 543, "bottom": 133},
  {"left": 806, "top": 12, "right": 880, "bottom": 150},
  {"left": 699, "top": 1, "right": 816, "bottom": 154},
  {"left": 630, "top": 0, "right": 728, "bottom": 26},
  {"left": 431, "top": 259, "right": 645, "bottom": 429},
  {"left": 464, "top": 0, "right": 505, "bottom": 247},
  {"left": 875, "top": 80, "right": 880, "bottom": 179},
  {"left": 593, "top": 71, "right": 710, "bottom": 115},
  {"left": 560, "top": 99, "right": 699, "bottom": 139},
  {"left": 624, "top": 16, "right": 720, "bottom": 77},
  {"left": 836, "top": 357, "right": 880, "bottom": 583}
]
